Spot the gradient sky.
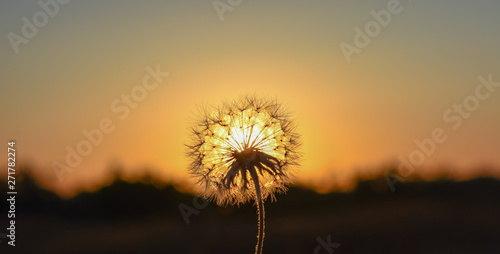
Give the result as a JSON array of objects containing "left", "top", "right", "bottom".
[{"left": 1, "top": 0, "right": 499, "bottom": 196}]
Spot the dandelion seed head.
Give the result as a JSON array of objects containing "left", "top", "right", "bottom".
[{"left": 186, "top": 95, "right": 301, "bottom": 206}]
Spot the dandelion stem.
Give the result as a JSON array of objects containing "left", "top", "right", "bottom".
[{"left": 252, "top": 170, "right": 265, "bottom": 254}]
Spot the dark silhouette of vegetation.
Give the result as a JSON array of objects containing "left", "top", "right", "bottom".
[{"left": 1, "top": 170, "right": 500, "bottom": 253}]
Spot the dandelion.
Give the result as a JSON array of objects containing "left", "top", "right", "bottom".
[{"left": 186, "top": 95, "right": 301, "bottom": 254}]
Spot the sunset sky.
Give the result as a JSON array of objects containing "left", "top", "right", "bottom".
[{"left": 1, "top": 0, "right": 499, "bottom": 196}]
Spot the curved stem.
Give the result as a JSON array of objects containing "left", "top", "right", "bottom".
[{"left": 252, "top": 170, "right": 265, "bottom": 254}]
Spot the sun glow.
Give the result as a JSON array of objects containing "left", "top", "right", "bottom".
[
  {"left": 187, "top": 96, "right": 301, "bottom": 254},
  {"left": 186, "top": 96, "right": 301, "bottom": 205},
  {"left": 201, "top": 108, "right": 287, "bottom": 170}
]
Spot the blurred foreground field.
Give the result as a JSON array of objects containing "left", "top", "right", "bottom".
[{"left": 1, "top": 173, "right": 499, "bottom": 254}]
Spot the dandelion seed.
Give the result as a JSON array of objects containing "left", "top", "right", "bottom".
[{"left": 186, "top": 95, "right": 301, "bottom": 254}]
